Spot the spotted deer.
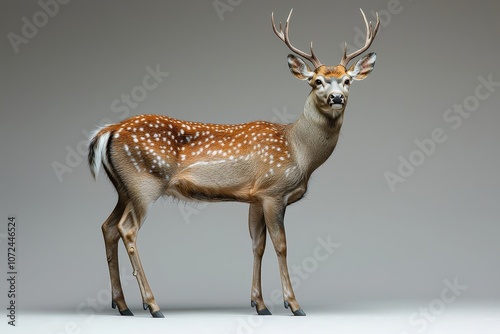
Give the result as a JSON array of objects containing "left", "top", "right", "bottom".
[{"left": 88, "top": 9, "right": 380, "bottom": 318}]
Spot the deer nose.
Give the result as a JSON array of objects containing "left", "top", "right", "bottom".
[{"left": 328, "top": 93, "right": 345, "bottom": 106}]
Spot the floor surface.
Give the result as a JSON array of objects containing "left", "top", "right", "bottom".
[{"left": 3, "top": 303, "right": 500, "bottom": 334}]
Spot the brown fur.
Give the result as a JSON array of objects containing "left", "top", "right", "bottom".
[{"left": 314, "top": 65, "right": 347, "bottom": 78}]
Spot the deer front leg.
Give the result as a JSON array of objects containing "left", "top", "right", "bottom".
[
  {"left": 248, "top": 203, "right": 272, "bottom": 315},
  {"left": 262, "top": 198, "right": 306, "bottom": 316}
]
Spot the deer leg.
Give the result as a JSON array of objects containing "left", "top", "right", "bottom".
[
  {"left": 101, "top": 200, "right": 133, "bottom": 316},
  {"left": 117, "top": 204, "right": 164, "bottom": 318},
  {"left": 262, "top": 199, "right": 306, "bottom": 316},
  {"left": 248, "top": 203, "right": 272, "bottom": 315}
]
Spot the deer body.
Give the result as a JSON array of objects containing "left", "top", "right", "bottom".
[{"left": 89, "top": 9, "right": 379, "bottom": 318}]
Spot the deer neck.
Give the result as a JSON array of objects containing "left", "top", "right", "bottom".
[{"left": 286, "top": 94, "right": 344, "bottom": 176}]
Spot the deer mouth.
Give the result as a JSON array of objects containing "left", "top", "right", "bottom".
[{"left": 328, "top": 100, "right": 345, "bottom": 109}]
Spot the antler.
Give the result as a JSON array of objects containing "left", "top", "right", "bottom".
[
  {"left": 271, "top": 9, "right": 323, "bottom": 69},
  {"left": 340, "top": 9, "right": 380, "bottom": 68}
]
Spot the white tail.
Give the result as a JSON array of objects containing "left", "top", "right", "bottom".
[
  {"left": 88, "top": 128, "right": 111, "bottom": 179},
  {"left": 89, "top": 9, "right": 380, "bottom": 318}
]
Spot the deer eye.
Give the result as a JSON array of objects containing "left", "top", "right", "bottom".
[
  {"left": 315, "top": 79, "right": 322, "bottom": 86},
  {"left": 344, "top": 79, "right": 350, "bottom": 85}
]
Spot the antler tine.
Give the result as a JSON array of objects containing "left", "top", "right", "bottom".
[
  {"left": 340, "top": 9, "right": 380, "bottom": 67},
  {"left": 272, "top": 9, "right": 323, "bottom": 68}
]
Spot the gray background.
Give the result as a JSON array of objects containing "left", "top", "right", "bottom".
[{"left": 1, "top": 0, "right": 499, "bottom": 313}]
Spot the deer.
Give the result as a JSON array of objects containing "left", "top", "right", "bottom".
[{"left": 88, "top": 9, "right": 380, "bottom": 318}]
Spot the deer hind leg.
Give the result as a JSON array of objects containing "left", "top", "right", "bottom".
[
  {"left": 262, "top": 198, "right": 306, "bottom": 316},
  {"left": 248, "top": 203, "right": 272, "bottom": 315},
  {"left": 102, "top": 199, "right": 133, "bottom": 316},
  {"left": 117, "top": 202, "right": 164, "bottom": 318}
]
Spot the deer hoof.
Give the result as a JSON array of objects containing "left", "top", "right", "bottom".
[
  {"left": 151, "top": 310, "right": 165, "bottom": 318},
  {"left": 257, "top": 307, "right": 272, "bottom": 315},
  {"left": 284, "top": 301, "right": 306, "bottom": 316},
  {"left": 292, "top": 308, "right": 306, "bottom": 316},
  {"left": 251, "top": 300, "right": 272, "bottom": 315},
  {"left": 112, "top": 301, "right": 134, "bottom": 316},
  {"left": 143, "top": 303, "right": 164, "bottom": 318},
  {"left": 119, "top": 308, "right": 134, "bottom": 316}
]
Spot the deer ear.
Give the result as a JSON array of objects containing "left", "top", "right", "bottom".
[
  {"left": 287, "top": 54, "right": 314, "bottom": 81},
  {"left": 347, "top": 52, "right": 376, "bottom": 81}
]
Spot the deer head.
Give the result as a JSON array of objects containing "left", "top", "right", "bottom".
[{"left": 272, "top": 9, "right": 380, "bottom": 118}]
